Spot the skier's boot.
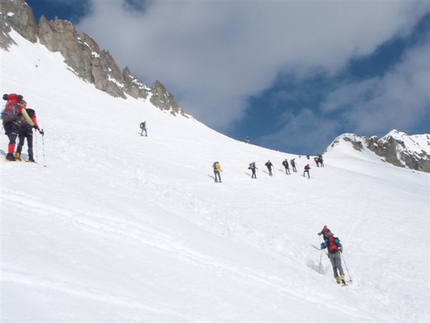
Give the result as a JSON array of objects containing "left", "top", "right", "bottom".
[
  {"left": 335, "top": 276, "right": 341, "bottom": 284},
  {"left": 6, "top": 153, "right": 16, "bottom": 161},
  {"left": 28, "top": 157, "right": 36, "bottom": 163},
  {"left": 15, "top": 152, "right": 22, "bottom": 161},
  {"left": 340, "top": 274, "right": 346, "bottom": 285}
]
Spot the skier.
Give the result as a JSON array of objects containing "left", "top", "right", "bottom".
[
  {"left": 213, "top": 161, "right": 222, "bottom": 183},
  {"left": 303, "top": 164, "right": 311, "bottom": 178},
  {"left": 2, "top": 94, "right": 33, "bottom": 161},
  {"left": 140, "top": 121, "right": 147, "bottom": 136},
  {"left": 318, "top": 155, "right": 324, "bottom": 167},
  {"left": 265, "top": 160, "right": 273, "bottom": 176},
  {"left": 15, "top": 101, "right": 42, "bottom": 162},
  {"left": 282, "top": 159, "right": 290, "bottom": 175},
  {"left": 321, "top": 232, "right": 346, "bottom": 285},
  {"left": 317, "top": 225, "right": 332, "bottom": 242},
  {"left": 248, "top": 162, "right": 257, "bottom": 179},
  {"left": 290, "top": 158, "right": 297, "bottom": 172}
]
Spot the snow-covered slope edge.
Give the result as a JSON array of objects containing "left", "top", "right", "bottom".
[
  {"left": 328, "top": 131, "right": 430, "bottom": 172},
  {"left": 1, "top": 29, "right": 429, "bottom": 323}
]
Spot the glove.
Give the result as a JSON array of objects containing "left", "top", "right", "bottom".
[
  {"left": 317, "top": 232, "right": 321, "bottom": 236},
  {"left": 339, "top": 248, "right": 343, "bottom": 253},
  {"left": 39, "top": 129, "right": 44, "bottom": 136}
]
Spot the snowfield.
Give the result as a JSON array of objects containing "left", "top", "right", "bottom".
[{"left": 1, "top": 30, "right": 429, "bottom": 322}]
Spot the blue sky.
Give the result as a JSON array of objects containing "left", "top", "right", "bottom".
[{"left": 26, "top": 0, "right": 429, "bottom": 155}]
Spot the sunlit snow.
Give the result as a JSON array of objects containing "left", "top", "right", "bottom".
[{"left": 1, "top": 30, "right": 429, "bottom": 322}]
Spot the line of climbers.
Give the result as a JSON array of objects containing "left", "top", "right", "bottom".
[
  {"left": 212, "top": 156, "right": 324, "bottom": 182},
  {"left": 1, "top": 93, "right": 43, "bottom": 162}
]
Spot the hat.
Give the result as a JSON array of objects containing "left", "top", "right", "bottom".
[{"left": 326, "top": 232, "right": 334, "bottom": 237}]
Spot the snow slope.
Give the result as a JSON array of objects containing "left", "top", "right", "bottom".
[{"left": 1, "top": 30, "right": 429, "bottom": 322}]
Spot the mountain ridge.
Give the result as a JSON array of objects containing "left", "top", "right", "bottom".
[
  {"left": 1, "top": 0, "right": 429, "bottom": 171},
  {"left": 0, "top": 0, "right": 184, "bottom": 116},
  {"left": 328, "top": 130, "right": 430, "bottom": 172}
]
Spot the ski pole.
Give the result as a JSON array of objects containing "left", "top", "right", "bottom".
[
  {"left": 318, "top": 236, "right": 322, "bottom": 274},
  {"left": 40, "top": 129, "right": 46, "bottom": 167},
  {"left": 34, "top": 129, "right": 38, "bottom": 158},
  {"left": 341, "top": 252, "right": 352, "bottom": 282}
]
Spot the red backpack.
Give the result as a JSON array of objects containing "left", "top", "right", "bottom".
[
  {"left": 327, "top": 235, "right": 339, "bottom": 253},
  {"left": 1, "top": 93, "right": 22, "bottom": 123}
]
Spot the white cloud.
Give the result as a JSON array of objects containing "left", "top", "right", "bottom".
[
  {"left": 76, "top": 1, "right": 429, "bottom": 131},
  {"left": 321, "top": 43, "right": 430, "bottom": 134},
  {"left": 258, "top": 108, "right": 341, "bottom": 154}
]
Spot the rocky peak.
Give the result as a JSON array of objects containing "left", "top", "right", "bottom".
[
  {"left": 150, "top": 81, "right": 185, "bottom": 116},
  {"left": 329, "top": 130, "right": 430, "bottom": 173},
  {"left": 0, "top": 0, "right": 36, "bottom": 46},
  {"left": 0, "top": 0, "right": 185, "bottom": 115}
]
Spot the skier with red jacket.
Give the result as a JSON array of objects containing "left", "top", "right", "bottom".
[
  {"left": 321, "top": 232, "right": 346, "bottom": 285},
  {"left": 2, "top": 93, "right": 33, "bottom": 161},
  {"left": 15, "top": 100, "right": 42, "bottom": 162}
]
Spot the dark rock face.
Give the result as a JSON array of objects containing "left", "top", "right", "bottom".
[{"left": 150, "top": 81, "right": 185, "bottom": 116}]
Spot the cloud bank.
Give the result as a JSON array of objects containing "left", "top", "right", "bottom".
[{"left": 75, "top": 1, "right": 429, "bottom": 152}]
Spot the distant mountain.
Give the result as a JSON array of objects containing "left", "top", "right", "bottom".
[
  {"left": 328, "top": 130, "right": 430, "bottom": 172},
  {"left": 0, "top": 0, "right": 184, "bottom": 116}
]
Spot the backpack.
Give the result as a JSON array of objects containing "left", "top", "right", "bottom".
[
  {"left": 18, "top": 108, "right": 35, "bottom": 128},
  {"left": 26, "top": 108, "right": 36, "bottom": 119},
  {"left": 327, "top": 236, "right": 339, "bottom": 254},
  {"left": 1, "top": 93, "right": 23, "bottom": 123},
  {"left": 213, "top": 162, "right": 218, "bottom": 170},
  {"left": 1, "top": 101, "right": 20, "bottom": 123}
]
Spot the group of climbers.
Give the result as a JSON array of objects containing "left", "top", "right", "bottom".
[
  {"left": 1, "top": 93, "right": 43, "bottom": 162},
  {"left": 211, "top": 156, "right": 323, "bottom": 182}
]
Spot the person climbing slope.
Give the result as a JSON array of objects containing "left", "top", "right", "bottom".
[
  {"left": 321, "top": 232, "right": 346, "bottom": 285},
  {"left": 15, "top": 101, "right": 43, "bottom": 162},
  {"left": 1, "top": 93, "right": 33, "bottom": 161},
  {"left": 213, "top": 161, "right": 222, "bottom": 183}
]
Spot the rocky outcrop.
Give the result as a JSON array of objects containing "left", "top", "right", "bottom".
[
  {"left": 0, "top": 0, "right": 184, "bottom": 114},
  {"left": 150, "top": 81, "right": 186, "bottom": 116},
  {"left": 36, "top": 15, "right": 142, "bottom": 99},
  {"left": 0, "top": 0, "right": 36, "bottom": 49},
  {"left": 367, "top": 131, "right": 430, "bottom": 173},
  {"left": 329, "top": 131, "right": 430, "bottom": 173},
  {"left": 123, "top": 67, "right": 150, "bottom": 99}
]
